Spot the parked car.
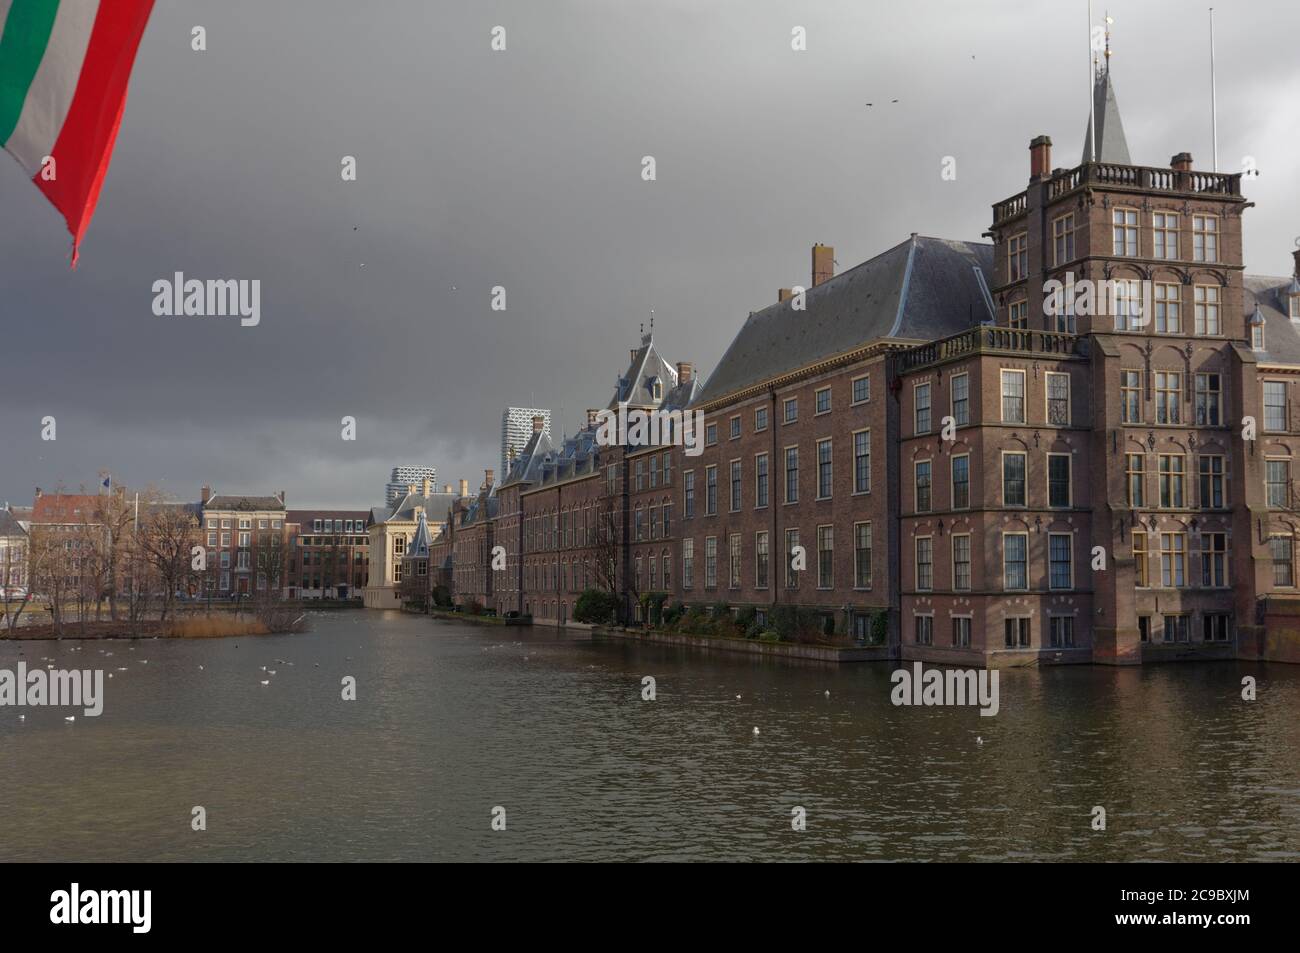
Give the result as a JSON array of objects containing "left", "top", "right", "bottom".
[{"left": 0, "top": 586, "right": 29, "bottom": 600}]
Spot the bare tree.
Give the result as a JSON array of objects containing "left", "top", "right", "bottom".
[{"left": 138, "top": 504, "right": 200, "bottom": 628}]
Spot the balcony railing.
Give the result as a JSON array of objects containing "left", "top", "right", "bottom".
[
  {"left": 993, "top": 161, "right": 1243, "bottom": 225},
  {"left": 896, "top": 326, "right": 1085, "bottom": 374}
]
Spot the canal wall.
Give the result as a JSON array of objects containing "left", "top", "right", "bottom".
[{"left": 589, "top": 625, "right": 890, "bottom": 662}]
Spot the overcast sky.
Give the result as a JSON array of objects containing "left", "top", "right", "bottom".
[{"left": 3, "top": 0, "right": 1298, "bottom": 508}]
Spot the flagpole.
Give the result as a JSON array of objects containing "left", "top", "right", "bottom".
[{"left": 1210, "top": 7, "right": 1219, "bottom": 172}]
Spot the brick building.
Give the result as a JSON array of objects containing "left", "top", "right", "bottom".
[
  {"left": 199, "top": 487, "right": 288, "bottom": 596},
  {"left": 285, "top": 509, "right": 370, "bottom": 599},
  {"left": 412, "top": 64, "right": 1300, "bottom": 665}
]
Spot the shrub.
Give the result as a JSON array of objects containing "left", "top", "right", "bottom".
[
  {"left": 431, "top": 585, "right": 452, "bottom": 608},
  {"left": 662, "top": 600, "right": 685, "bottom": 626},
  {"left": 870, "top": 610, "right": 889, "bottom": 645},
  {"left": 573, "top": 589, "right": 619, "bottom": 624},
  {"left": 464, "top": 599, "right": 484, "bottom": 616}
]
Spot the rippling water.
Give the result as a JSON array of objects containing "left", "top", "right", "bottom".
[{"left": 1, "top": 610, "right": 1297, "bottom": 862}]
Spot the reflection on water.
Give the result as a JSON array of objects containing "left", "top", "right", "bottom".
[{"left": 1, "top": 610, "right": 1297, "bottom": 861}]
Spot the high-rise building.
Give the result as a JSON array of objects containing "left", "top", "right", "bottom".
[
  {"left": 385, "top": 465, "right": 438, "bottom": 506},
  {"left": 501, "top": 407, "right": 551, "bottom": 479}
]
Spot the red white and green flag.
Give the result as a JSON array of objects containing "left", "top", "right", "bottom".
[{"left": 0, "top": 0, "right": 155, "bottom": 265}]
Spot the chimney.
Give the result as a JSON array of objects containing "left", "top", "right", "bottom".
[
  {"left": 778, "top": 288, "right": 793, "bottom": 303},
  {"left": 484, "top": 468, "right": 495, "bottom": 489},
  {"left": 201, "top": 485, "right": 211, "bottom": 504},
  {"left": 407, "top": 483, "right": 416, "bottom": 496},
  {"left": 586, "top": 408, "right": 600, "bottom": 427},
  {"left": 1171, "top": 152, "right": 1193, "bottom": 172},
  {"left": 444, "top": 483, "right": 452, "bottom": 494},
  {"left": 812, "top": 243, "right": 834, "bottom": 286},
  {"left": 422, "top": 477, "right": 432, "bottom": 496},
  {"left": 34, "top": 487, "right": 42, "bottom": 499},
  {"left": 532, "top": 415, "right": 544, "bottom": 433},
  {"left": 278, "top": 490, "right": 286, "bottom": 506},
  {"left": 1029, "top": 135, "right": 1053, "bottom": 179},
  {"left": 1292, "top": 247, "right": 1300, "bottom": 279},
  {"left": 459, "top": 479, "right": 469, "bottom": 497},
  {"left": 676, "top": 361, "right": 694, "bottom": 383}
]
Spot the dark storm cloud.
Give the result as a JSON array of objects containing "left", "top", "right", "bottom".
[{"left": 2, "top": 0, "right": 1297, "bottom": 507}]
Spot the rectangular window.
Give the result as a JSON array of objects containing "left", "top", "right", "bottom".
[
  {"left": 785, "top": 529, "right": 800, "bottom": 589},
  {"left": 1049, "top": 533, "right": 1073, "bottom": 589},
  {"left": 1194, "top": 373, "right": 1222, "bottom": 426},
  {"left": 1003, "top": 533, "right": 1028, "bottom": 590},
  {"left": 783, "top": 398, "right": 797, "bottom": 423},
  {"left": 1046, "top": 372, "right": 1069, "bottom": 425},
  {"left": 1160, "top": 532, "right": 1186, "bottom": 587},
  {"left": 1126, "top": 453, "right": 1145, "bottom": 507},
  {"left": 1139, "top": 616, "right": 1151, "bottom": 642},
  {"left": 1048, "top": 454, "right": 1071, "bottom": 508},
  {"left": 953, "top": 616, "right": 972, "bottom": 648},
  {"left": 635, "top": 459, "right": 645, "bottom": 492},
  {"left": 1199, "top": 455, "right": 1225, "bottom": 508},
  {"left": 1001, "top": 370, "right": 1025, "bottom": 423},
  {"left": 916, "top": 537, "right": 933, "bottom": 591},
  {"left": 1004, "top": 617, "right": 1031, "bottom": 648},
  {"left": 1052, "top": 213, "right": 1076, "bottom": 265},
  {"left": 754, "top": 406, "right": 768, "bottom": 432},
  {"left": 1121, "top": 369, "right": 1142, "bottom": 423},
  {"left": 815, "top": 387, "right": 831, "bottom": 415},
  {"left": 729, "top": 416, "right": 741, "bottom": 440},
  {"left": 684, "top": 470, "right": 695, "bottom": 518},
  {"left": 852, "top": 375, "right": 870, "bottom": 404},
  {"left": 729, "top": 533, "right": 741, "bottom": 588},
  {"left": 1152, "top": 212, "right": 1179, "bottom": 260},
  {"left": 1264, "top": 381, "right": 1287, "bottom": 432},
  {"left": 1192, "top": 215, "right": 1218, "bottom": 263},
  {"left": 785, "top": 447, "right": 799, "bottom": 503},
  {"left": 915, "top": 615, "right": 934, "bottom": 646},
  {"left": 853, "top": 430, "right": 871, "bottom": 493},
  {"left": 915, "top": 383, "right": 932, "bottom": 434},
  {"left": 1162, "top": 615, "right": 1190, "bottom": 643},
  {"left": 650, "top": 454, "right": 660, "bottom": 487},
  {"left": 854, "top": 522, "right": 872, "bottom": 588},
  {"left": 1003, "top": 452, "right": 1027, "bottom": 507},
  {"left": 1266, "top": 459, "right": 1290, "bottom": 508},
  {"left": 705, "top": 423, "right": 717, "bottom": 446},
  {"left": 1203, "top": 614, "right": 1231, "bottom": 642},
  {"left": 705, "top": 466, "right": 717, "bottom": 515},
  {"left": 915, "top": 460, "right": 932, "bottom": 512},
  {"left": 1201, "top": 532, "right": 1227, "bottom": 587},
  {"left": 1194, "top": 285, "right": 1221, "bottom": 335},
  {"left": 704, "top": 537, "right": 717, "bottom": 588},
  {"left": 1113, "top": 208, "right": 1138, "bottom": 256},
  {"left": 756, "top": 531, "right": 769, "bottom": 588},
  {"left": 1009, "top": 300, "right": 1028, "bottom": 329},
  {"left": 817, "top": 439, "right": 833, "bottom": 499},
  {"left": 951, "top": 373, "right": 969, "bottom": 426},
  {"left": 730, "top": 460, "right": 742, "bottom": 511},
  {"left": 1159, "top": 455, "right": 1185, "bottom": 508},
  {"left": 1271, "top": 536, "right": 1294, "bottom": 586},
  {"left": 952, "top": 455, "right": 970, "bottom": 509},
  {"left": 1114, "top": 279, "right": 1142, "bottom": 331},
  {"left": 1154, "top": 282, "right": 1181, "bottom": 333},
  {"left": 1155, "top": 371, "right": 1181, "bottom": 424},
  {"left": 755, "top": 453, "right": 769, "bottom": 508},
  {"left": 952, "top": 534, "right": 971, "bottom": 591},
  {"left": 682, "top": 538, "right": 694, "bottom": 588},
  {"left": 1137, "top": 532, "right": 1152, "bottom": 585},
  {"left": 817, "top": 526, "right": 833, "bottom": 589},
  {"left": 1049, "top": 616, "right": 1075, "bottom": 648},
  {"left": 1008, "top": 233, "right": 1027, "bottom": 281}
]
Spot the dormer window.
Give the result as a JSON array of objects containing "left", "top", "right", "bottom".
[
  {"left": 1253, "top": 323, "right": 1266, "bottom": 351},
  {"left": 649, "top": 378, "right": 663, "bottom": 400},
  {"left": 1291, "top": 295, "right": 1300, "bottom": 320}
]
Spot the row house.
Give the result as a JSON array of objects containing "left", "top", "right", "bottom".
[
  {"left": 199, "top": 487, "right": 287, "bottom": 596},
  {"left": 0, "top": 506, "right": 29, "bottom": 595},
  {"left": 285, "top": 509, "right": 371, "bottom": 599}
]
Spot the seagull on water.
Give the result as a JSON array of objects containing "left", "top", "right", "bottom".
[
  {"left": 260, "top": 680, "right": 270, "bottom": 686},
  {"left": 752, "top": 727, "right": 760, "bottom": 736}
]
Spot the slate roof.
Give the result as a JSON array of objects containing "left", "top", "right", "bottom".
[
  {"left": 406, "top": 512, "right": 432, "bottom": 559},
  {"left": 609, "top": 334, "right": 679, "bottom": 410},
  {"left": 381, "top": 490, "right": 460, "bottom": 524},
  {"left": 1082, "top": 68, "right": 1132, "bottom": 165},
  {"left": 695, "top": 235, "right": 994, "bottom": 406},
  {"left": 0, "top": 509, "right": 26, "bottom": 538},
  {"left": 1245, "top": 275, "right": 1300, "bottom": 365},
  {"left": 204, "top": 495, "right": 285, "bottom": 511}
]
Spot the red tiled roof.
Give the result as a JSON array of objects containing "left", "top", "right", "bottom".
[{"left": 31, "top": 494, "right": 103, "bottom": 524}]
